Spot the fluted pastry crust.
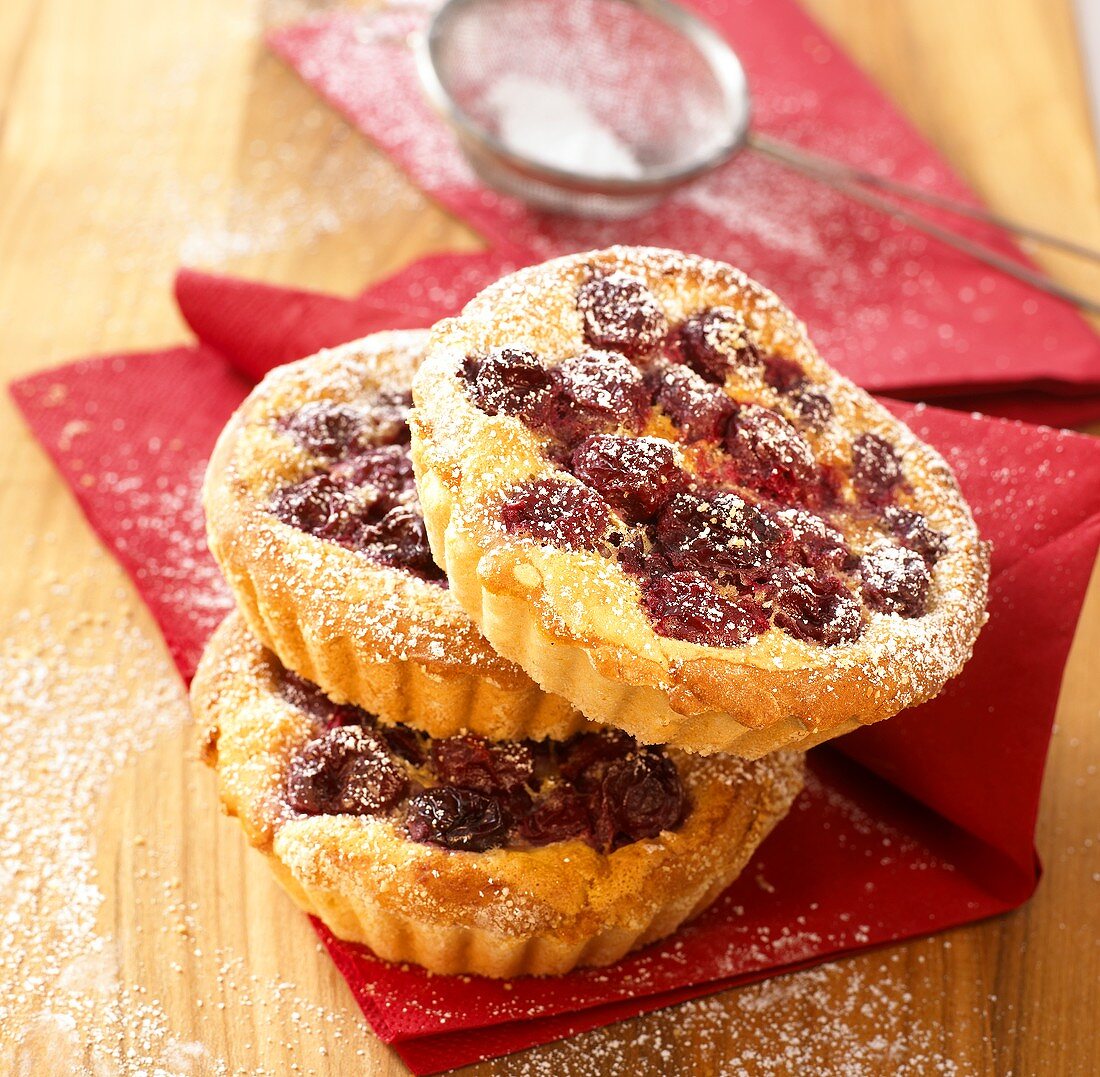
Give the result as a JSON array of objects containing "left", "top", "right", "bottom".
[
  {"left": 192, "top": 613, "right": 805, "bottom": 978},
  {"left": 410, "top": 247, "right": 990, "bottom": 756},
  {"left": 202, "top": 330, "right": 584, "bottom": 741}
]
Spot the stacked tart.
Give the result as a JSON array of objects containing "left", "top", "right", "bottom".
[{"left": 193, "top": 248, "right": 989, "bottom": 978}]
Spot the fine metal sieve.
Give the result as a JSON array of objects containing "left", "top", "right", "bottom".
[{"left": 415, "top": 0, "right": 1100, "bottom": 313}]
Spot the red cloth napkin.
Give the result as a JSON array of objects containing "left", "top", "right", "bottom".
[
  {"left": 11, "top": 268, "right": 1100, "bottom": 1073},
  {"left": 267, "top": 1, "right": 1100, "bottom": 426}
]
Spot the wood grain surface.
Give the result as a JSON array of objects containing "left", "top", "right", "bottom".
[{"left": 2, "top": 1, "right": 1099, "bottom": 1074}]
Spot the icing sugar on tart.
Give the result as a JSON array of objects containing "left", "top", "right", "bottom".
[
  {"left": 191, "top": 613, "right": 804, "bottom": 978},
  {"left": 202, "top": 330, "right": 584, "bottom": 741},
  {"left": 410, "top": 246, "right": 991, "bottom": 756}
]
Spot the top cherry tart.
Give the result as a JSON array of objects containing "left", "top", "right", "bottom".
[
  {"left": 410, "top": 247, "right": 990, "bottom": 757},
  {"left": 192, "top": 610, "right": 805, "bottom": 977},
  {"left": 202, "top": 330, "right": 585, "bottom": 742}
]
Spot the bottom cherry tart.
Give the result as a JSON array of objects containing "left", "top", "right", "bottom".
[{"left": 192, "top": 612, "right": 805, "bottom": 978}]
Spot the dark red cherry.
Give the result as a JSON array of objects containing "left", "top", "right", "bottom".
[
  {"left": 463, "top": 348, "right": 558, "bottom": 424},
  {"left": 517, "top": 786, "right": 591, "bottom": 846},
  {"left": 381, "top": 723, "right": 426, "bottom": 765},
  {"left": 852, "top": 434, "right": 904, "bottom": 506},
  {"left": 679, "top": 307, "right": 760, "bottom": 383},
  {"left": 641, "top": 571, "right": 769, "bottom": 647},
  {"left": 431, "top": 735, "right": 534, "bottom": 795},
  {"left": 655, "top": 491, "right": 789, "bottom": 577},
  {"left": 724, "top": 403, "right": 818, "bottom": 500},
  {"left": 281, "top": 402, "right": 366, "bottom": 459},
  {"left": 769, "top": 569, "right": 863, "bottom": 646},
  {"left": 332, "top": 444, "right": 415, "bottom": 504},
  {"left": 775, "top": 508, "right": 850, "bottom": 572},
  {"left": 882, "top": 506, "right": 948, "bottom": 564},
  {"left": 366, "top": 388, "right": 413, "bottom": 445},
  {"left": 559, "top": 729, "right": 637, "bottom": 784},
  {"left": 286, "top": 726, "right": 407, "bottom": 816},
  {"left": 789, "top": 387, "right": 833, "bottom": 428},
  {"left": 280, "top": 669, "right": 367, "bottom": 731},
  {"left": 591, "top": 748, "right": 685, "bottom": 851},
  {"left": 650, "top": 362, "right": 735, "bottom": 442},
  {"left": 859, "top": 544, "right": 931, "bottom": 617},
  {"left": 405, "top": 786, "right": 510, "bottom": 851},
  {"left": 500, "top": 479, "right": 612, "bottom": 552},
  {"left": 270, "top": 473, "right": 355, "bottom": 539},
  {"left": 571, "top": 435, "right": 683, "bottom": 521},
  {"left": 577, "top": 272, "right": 668, "bottom": 355},
  {"left": 352, "top": 503, "right": 443, "bottom": 581},
  {"left": 558, "top": 351, "right": 648, "bottom": 427},
  {"left": 762, "top": 354, "right": 805, "bottom": 393}
]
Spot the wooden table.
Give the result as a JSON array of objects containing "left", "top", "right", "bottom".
[{"left": 2, "top": 1, "right": 1099, "bottom": 1073}]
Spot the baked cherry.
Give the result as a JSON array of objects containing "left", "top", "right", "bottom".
[
  {"left": 776, "top": 508, "right": 850, "bottom": 572},
  {"left": 501, "top": 479, "right": 612, "bottom": 552},
  {"left": 591, "top": 748, "right": 685, "bottom": 851},
  {"left": 558, "top": 350, "right": 648, "bottom": 427},
  {"left": 769, "top": 568, "right": 863, "bottom": 646},
  {"left": 641, "top": 571, "right": 769, "bottom": 647},
  {"left": 571, "top": 435, "right": 683, "bottom": 521},
  {"left": 463, "top": 348, "right": 558, "bottom": 424},
  {"left": 270, "top": 473, "right": 355, "bottom": 540},
  {"left": 577, "top": 272, "right": 668, "bottom": 355},
  {"left": 353, "top": 503, "right": 443, "bottom": 580},
  {"left": 860, "top": 544, "right": 931, "bottom": 617},
  {"left": 655, "top": 491, "right": 789, "bottom": 577},
  {"left": 366, "top": 388, "right": 413, "bottom": 445},
  {"left": 762, "top": 354, "right": 805, "bottom": 393},
  {"left": 382, "top": 723, "right": 426, "bottom": 765},
  {"left": 332, "top": 444, "right": 415, "bottom": 504},
  {"left": 789, "top": 387, "right": 833, "bottom": 428},
  {"left": 282, "top": 402, "right": 366, "bottom": 459},
  {"left": 280, "top": 669, "right": 365, "bottom": 730},
  {"left": 432, "top": 735, "right": 534, "bottom": 795},
  {"left": 517, "top": 786, "right": 591, "bottom": 846},
  {"left": 883, "top": 506, "right": 948, "bottom": 564},
  {"left": 679, "top": 307, "right": 759, "bottom": 383},
  {"left": 651, "top": 362, "right": 735, "bottom": 442},
  {"left": 559, "top": 729, "right": 637, "bottom": 784},
  {"left": 852, "top": 434, "right": 904, "bottom": 506},
  {"left": 287, "top": 726, "right": 408, "bottom": 816},
  {"left": 406, "top": 786, "right": 511, "bottom": 851},
  {"left": 724, "top": 403, "right": 818, "bottom": 501}
]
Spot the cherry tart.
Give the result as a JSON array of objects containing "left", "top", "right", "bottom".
[
  {"left": 192, "top": 613, "right": 803, "bottom": 978},
  {"left": 411, "top": 247, "right": 990, "bottom": 757},
  {"left": 203, "top": 331, "right": 584, "bottom": 741}
]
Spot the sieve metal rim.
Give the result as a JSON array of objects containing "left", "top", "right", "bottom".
[{"left": 415, "top": 0, "right": 752, "bottom": 196}]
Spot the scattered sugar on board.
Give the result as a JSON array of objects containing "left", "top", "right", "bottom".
[{"left": 0, "top": 556, "right": 359, "bottom": 1074}]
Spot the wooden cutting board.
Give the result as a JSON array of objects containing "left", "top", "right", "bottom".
[{"left": 1, "top": 1, "right": 1098, "bottom": 1073}]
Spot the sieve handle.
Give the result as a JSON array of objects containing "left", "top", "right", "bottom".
[{"left": 748, "top": 131, "right": 1100, "bottom": 317}]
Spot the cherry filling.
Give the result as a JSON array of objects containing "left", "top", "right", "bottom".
[
  {"left": 500, "top": 478, "right": 612, "bottom": 552},
  {"left": 269, "top": 397, "right": 445, "bottom": 583},
  {"left": 571, "top": 435, "right": 684, "bottom": 522},
  {"left": 641, "top": 571, "right": 769, "bottom": 647},
  {"left": 656, "top": 491, "right": 789, "bottom": 578},
  {"left": 859, "top": 544, "right": 932, "bottom": 617},
  {"left": 456, "top": 275, "right": 942, "bottom": 649},
  {"left": 279, "top": 667, "right": 687, "bottom": 853},
  {"left": 852, "top": 433, "right": 904, "bottom": 506},
  {"left": 679, "top": 307, "right": 760, "bottom": 383},
  {"left": 650, "top": 362, "right": 734, "bottom": 442},
  {"left": 724, "top": 403, "right": 818, "bottom": 502},
  {"left": 577, "top": 271, "right": 668, "bottom": 355}
]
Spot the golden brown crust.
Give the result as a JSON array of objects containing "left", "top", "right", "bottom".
[
  {"left": 410, "top": 246, "right": 990, "bottom": 756},
  {"left": 191, "top": 612, "right": 805, "bottom": 978},
  {"left": 202, "top": 330, "right": 585, "bottom": 741}
]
